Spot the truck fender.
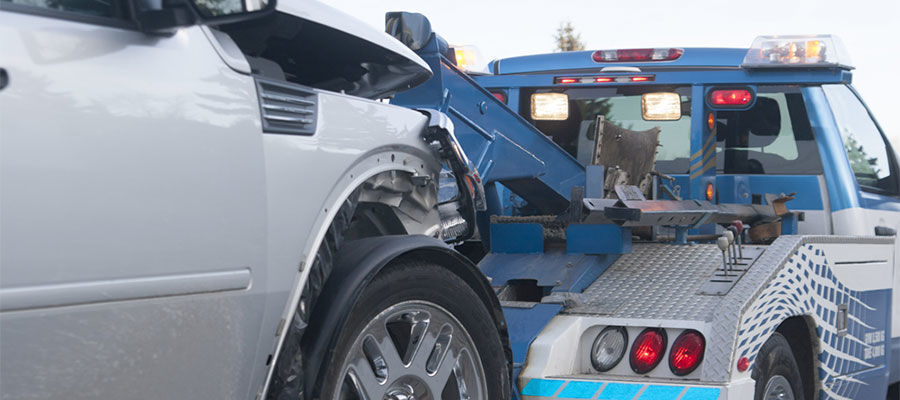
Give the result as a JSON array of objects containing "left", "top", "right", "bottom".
[{"left": 301, "top": 234, "right": 511, "bottom": 395}]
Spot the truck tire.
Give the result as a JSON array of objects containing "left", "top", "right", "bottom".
[
  {"left": 318, "top": 260, "right": 510, "bottom": 400},
  {"left": 753, "top": 332, "right": 805, "bottom": 400}
]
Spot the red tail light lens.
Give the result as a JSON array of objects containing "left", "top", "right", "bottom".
[
  {"left": 630, "top": 328, "right": 667, "bottom": 374},
  {"left": 709, "top": 89, "right": 753, "bottom": 106},
  {"left": 669, "top": 330, "right": 705, "bottom": 376},
  {"left": 491, "top": 91, "right": 507, "bottom": 103}
]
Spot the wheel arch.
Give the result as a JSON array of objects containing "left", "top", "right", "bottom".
[
  {"left": 301, "top": 235, "right": 511, "bottom": 398},
  {"left": 263, "top": 146, "right": 442, "bottom": 399},
  {"left": 772, "top": 314, "right": 818, "bottom": 400}
]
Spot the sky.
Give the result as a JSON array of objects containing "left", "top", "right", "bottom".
[{"left": 328, "top": 0, "right": 899, "bottom": 146}]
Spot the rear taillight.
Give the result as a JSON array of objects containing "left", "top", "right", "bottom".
[
  {"left": 708, "top": 89, "right": 752, "bottom": 106},
  {"left": 669, "top": 330, "right": 705, "bottom": 376},
  {"left": 630, "top": 328, "right": 667, "bottom": 374},
  {"left": 491, "top": 91, "right": 507, "bottom": 103}
]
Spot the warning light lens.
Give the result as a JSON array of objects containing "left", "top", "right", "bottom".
[
  {"left": 595, "top": 77, "right": 614, "bottom": 83},
  {"left": 491, "top": 91, "right": 507, "bottom": 103},
  {"left": 630, "top": 328, "right": 667, "bottom": 374},
  {"left": 557, "top": 77, "right": 579, "bottom": 84},
  {"left": 591, "top": 326, "right": 628, "bottom": 372},
  {"left": 631, "top": 76, "right": 652, "bottom": 82},
  {"left": 593, "top": 48, "right": 684, "bottom": 63},
  {"left": 669, "top": 330, "right": 705, "bottom": 376},
  {"left": 707, "top": 112, "right": 715, "bottom": 131},
  {"left": 706, "top": 183, "right": 715, "bottom": 201},
  {"left": 741, "top": 35, "right": 852, "bottom": 69},
  {"left": 709, "top": 89, "right": 753, "bottom": 107},
  {"left": 450, "top": 45, "right": 488, "bottom": 73},
  {"left": 737, "top": 356, "right": 750, "bottom": 372}
]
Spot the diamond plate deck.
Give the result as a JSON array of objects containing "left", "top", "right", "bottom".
[{"left": 566, "top": 243, "right": 741, "bottom": 320}]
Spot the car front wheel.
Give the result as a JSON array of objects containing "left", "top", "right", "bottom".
[{"left": 319, "top": 260, "right": 510, "bottom": 400}]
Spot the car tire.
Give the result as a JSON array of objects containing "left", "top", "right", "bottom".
[
  {"left": 318, "top": 260, "right": 511, "bottom": 400},
  {"left": 753, "top": 332, "right": 805, "bottom": 400}
]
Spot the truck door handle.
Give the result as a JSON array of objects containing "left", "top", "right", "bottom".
[
  {"left": 874, "top": 226, "right": 896, "bottom": 236},
  {"left": 0, "top": 68, "right": 8, "bottom": 91}
]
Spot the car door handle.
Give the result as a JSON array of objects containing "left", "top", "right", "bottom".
[
  {"left": 874, "top": 226, "right": 896, "bottom": 236},
  {"left": 0, "top": 68, "right": 8, "bottom": 91}
]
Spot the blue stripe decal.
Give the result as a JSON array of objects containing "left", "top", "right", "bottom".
[
  {"left": 521, "top": 379, "right": 565, "bottom": 397},
  {"left": 681, "top": 387, "right": 721, "bottom": 400},
  {"left": 637, "top": 385, "right": 683, "bottom": 400},
  {"left": 557, "top": 381, "right": 604, "bottom": 399},
  {"left": 597, "top": 382, "right": 642, "bottom": 400}
]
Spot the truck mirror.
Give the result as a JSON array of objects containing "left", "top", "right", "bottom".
[
  {"left": 641, "top": 92, "right": 682, "bottom": 121},
  {"left": 385, "top": 12, "right": 434, "bottom": 51},
  {"left": 135, "top": 0, "right": 276, "bottom": 33},
  {"left": 531, "top": 93, "right": 569, "bottom": 121}
]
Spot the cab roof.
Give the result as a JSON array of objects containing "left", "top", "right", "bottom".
[{"left": 489, "top": 48, "right": 750, "bottom": 75}]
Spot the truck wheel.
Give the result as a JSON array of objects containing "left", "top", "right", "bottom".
[
  {"left": 319, "top": 260, "right": 510, "bottom": 400},
  {"left": 753, "top": 332, "right": 805, "bottom": 400}
]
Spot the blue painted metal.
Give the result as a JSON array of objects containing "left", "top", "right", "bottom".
[
  {"left": 781, "top": 210, "right": 798, "bottom": 234},
  {"left": 490, "top": 223, "right": 544, "bottom": 253},
  {"left": 585, "top": 165, "right": 606, "bottom": 199},
  {"left": 392, "top": 36, "right": 585, "bottom": 214},
  {"left": 492, "top": 48, "right": 750, "bottom": 74},
  {"left": 717, "top": 175, "right": 825, "bottom": 210},
  {"left": 566, "top": 225, "right": 632, "bottom": 255},
  {"left": 474, "top": 68, "right": 851, "bottom": 91},
  {"left": 674, "top": 227, "right": 689, "bottom": 245},
  {"left": 803, "top": 86, "right": 860, "bottom": 212},
  {"left": 479, "top": 251, "right": 618, "bottom": 293}
]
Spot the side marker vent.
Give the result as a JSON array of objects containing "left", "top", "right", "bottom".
[{"left": 255, "top": 78, "right": 317, "bottom": 135}]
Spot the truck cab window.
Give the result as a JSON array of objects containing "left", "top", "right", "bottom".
[
  {"left": 2, "top": 0, "right": 117, "bottom": 17},
  {"left": 715, "top": 86, "right": 822, "bottom": 175},
  {"left": 523, "top": 86, "right": 692, "bottom": 174},
  {"left": 823, "top": 84, "right": 897, "bottom": 194}
]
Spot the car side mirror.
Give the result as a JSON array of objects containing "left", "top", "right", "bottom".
[
  {"left": 385, "top": 11, "right": 434, "bottom": 51},
  {"left": 135, "top": 0, "right": 276, "bottom": 33}
]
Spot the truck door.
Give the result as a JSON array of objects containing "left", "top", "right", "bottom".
[
  {"left": 823, "top": 83, "right": 900, "bottom": 357},
  {"left": 0, "top": 5, "right": 268, "bottom": 399}
]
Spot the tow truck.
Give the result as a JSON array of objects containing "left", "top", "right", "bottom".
[{"left": 387, "top": 13, "right": 900, "bottom": 400}]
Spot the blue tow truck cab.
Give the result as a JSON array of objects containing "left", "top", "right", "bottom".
[{"left": 388, "top": 14, "right": 898, "bottom": 400}]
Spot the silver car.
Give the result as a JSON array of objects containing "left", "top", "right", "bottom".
[{"left": 0, "top": 0, "right": 511, "bottom": 398}]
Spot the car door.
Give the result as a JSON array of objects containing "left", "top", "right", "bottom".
[
  {"left": 0, "top": 3, "right": 268, "bottom": 399},
  {"left": 823, "top": 83, "right": 900, "bottom": 365}
]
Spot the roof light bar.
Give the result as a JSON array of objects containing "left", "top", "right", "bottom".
[
  {"left": 741, "top": 35, "right": 852, "bottom": 69},
  {"left": 593, "top": 48, "right": 683, "bottom": 63}
]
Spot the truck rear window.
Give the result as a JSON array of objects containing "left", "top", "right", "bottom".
[
  {"left": 522, "top": 86, "right": 692, "bottom": 174},
  {"left": 715, "top": 86, "right": 822, "bottom": 175}
]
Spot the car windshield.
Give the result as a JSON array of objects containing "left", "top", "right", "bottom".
[{"left": 523, "top": 86, "right": 692, "bottom": 174}]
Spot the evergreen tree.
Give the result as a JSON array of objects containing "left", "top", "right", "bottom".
[{"left": 554, "top": 22, "right": 585, "bottom": 52}]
